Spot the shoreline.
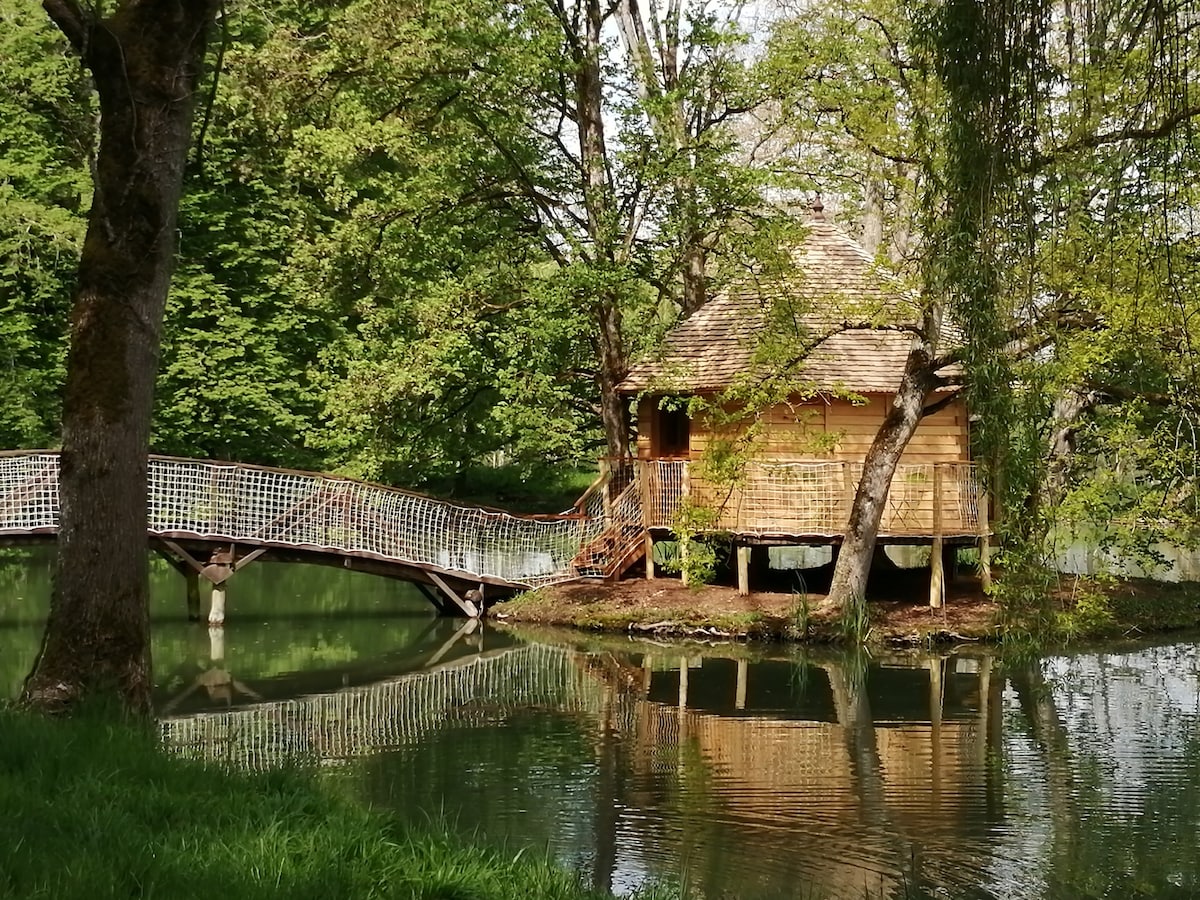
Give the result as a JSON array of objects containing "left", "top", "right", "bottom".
[{"left": 494, "top": 573, "right": 1200, "bottom": 646}]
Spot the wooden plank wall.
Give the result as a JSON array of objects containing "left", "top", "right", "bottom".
[
  {"left": 685, "top": 395, "right": 969, "bottom": 465},
  {"left": 629, "top": 393, "right": 975, "bottom": 537}
]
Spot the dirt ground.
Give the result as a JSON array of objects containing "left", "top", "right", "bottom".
[{"left": 497, "top": 572, "right": 1000, "bottom": 645}]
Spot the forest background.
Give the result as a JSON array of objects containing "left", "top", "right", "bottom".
[{"left": 3, "top": 0, "right": 1199, "bottom": 572}]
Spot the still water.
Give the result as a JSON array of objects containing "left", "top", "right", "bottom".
[{"left": 3, "top": 548, "right": 1200, "bottom": 899}]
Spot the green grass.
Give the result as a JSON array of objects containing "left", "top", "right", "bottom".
[{"left": 0, "top": 709, "right": 676, "bottom": 900}]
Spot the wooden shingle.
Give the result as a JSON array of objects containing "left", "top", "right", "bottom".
[{"left": 620, "top": 216, "right": 936, "bottom": 395}]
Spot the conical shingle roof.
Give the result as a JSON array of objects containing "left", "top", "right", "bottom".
[{"left": 619, "top": 217, "right": 935, "bottom": 395}]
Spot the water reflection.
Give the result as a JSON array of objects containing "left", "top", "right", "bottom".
[
  {"left": 167, "top": 632, "right": 1200, "bottom": 899},
  {"left": 4, "top": 548, "right": 1200, "bottom": 898},
  {"left": 0, "top": 546, "right": 448, "bottom": 703}
]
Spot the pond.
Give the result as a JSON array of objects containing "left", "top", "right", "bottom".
[{"left": 3, "top": 548, "right": 1199, "bottom": 899}]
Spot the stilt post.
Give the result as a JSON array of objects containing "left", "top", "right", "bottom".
[
  {"left": 978, "top": 489, "right": 992, "bottom": 592},
  {"left": 209, "top": 584, "right": 227, "bottom": 626},
  {"left": 638, "top": 460, "right": 655, "bottom": 580},
  {"left": 428, "top": 571, "right": 479, "bottom": 618},
  {"left": 736, "top": 544, "right": 751, "bottom": 596},
  {"left": 930, "top": 465, "right": 944, "bottom": 608}
]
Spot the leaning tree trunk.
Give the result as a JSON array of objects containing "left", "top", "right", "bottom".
[
  {"left": 827, "top": 343, "right": 941, "bottom": 608},
  {"left": 22, "top": 0, "right": 217, "bottom": 715}
]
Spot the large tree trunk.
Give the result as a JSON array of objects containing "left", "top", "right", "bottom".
[
  {"left": 575, "top": 0, "right": 629, "bottom": 458},
  {"left": 827, "top": 341, "right": 941, "bottom": 607},
  {"left": 596, "top": 297, "right": 629, "bottom": 458},
  {"left": 22, "top": 0, "right": 217, "bottom": 714}
]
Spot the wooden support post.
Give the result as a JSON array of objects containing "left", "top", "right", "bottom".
[
  {"left": 600, "top": 457, "right": 613, "bottom": 523},
  {"left": 736, "top": 544, "right": 751, "bottom": 596},
  {"left": 428, "top": 571, "right": 479, "bottom": 618},
  {"left": 154, "top": 542, "right": 206, "bottom": 621},
  {"left": 735, "top": 658, "right": 748, "bottom": 710},
  {"left": 232, "top": 547, "right": 268, "bottom": 572},
  {"left": 639, "top": 459, "right": 655, "bottom": 580},
  {"left": 186, "top": 571, "right": 201, "bottom": 622},
  {"left": 159, "top": 539, "right": 206, "bottom": 575},
  {"left": 678, "top": 657, "right": 689, "bottom": 710},
  {"left": 209, "top": 584, "right": 227, "bottom": 626},
  {"left": 930, "top": 465, "right": 944, "bottom": 609},
  {"left": 413, "top": 582, "right": 449, "bottom": 615},
  {"left": 978, "top": 490, "right": 992, "bottom": 592}
]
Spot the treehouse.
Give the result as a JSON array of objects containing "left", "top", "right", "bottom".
[{"left": 580, "top": 206, "right": 989, "bottom": 597}]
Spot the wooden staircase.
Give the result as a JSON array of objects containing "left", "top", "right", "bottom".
[{"left": 571, "top": 474, "right": 648, "bottom": 580}]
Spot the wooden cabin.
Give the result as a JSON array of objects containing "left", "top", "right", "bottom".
[{"left": 587, "top": 208, "right": 987, "bottom": 592}]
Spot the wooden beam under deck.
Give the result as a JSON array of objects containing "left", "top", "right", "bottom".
[{"left": 2, "top": 532, "right": 520, "bottom": 613}]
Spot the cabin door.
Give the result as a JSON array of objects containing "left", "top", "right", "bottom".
[{"left": 655, "top": 406, "right": 691, "bottom": 458}]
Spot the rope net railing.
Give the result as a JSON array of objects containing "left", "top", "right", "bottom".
[
  {"left": 641, "top": 458, "right": 981, "bottom": 538},
  {"left": 0, "top": 452, "right": 606, "bottom": 587}
]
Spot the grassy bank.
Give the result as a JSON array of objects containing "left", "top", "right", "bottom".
[{"left": 0, "top": 709, "right": 673, "bottom": 900}]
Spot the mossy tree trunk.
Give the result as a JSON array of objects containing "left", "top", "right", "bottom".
[{"left": 21, "top": 0, "right": 217, "bottom": 715}]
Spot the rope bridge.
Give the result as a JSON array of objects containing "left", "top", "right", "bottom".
[{"left": 0, "top": 451, "right": 606, "bottom": 589}]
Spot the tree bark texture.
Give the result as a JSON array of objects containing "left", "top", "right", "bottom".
[
  {"left": 575, "top": 0, "right": 629, "bottom": 458},
  {"left": 22, "top": 0, "right": 217, "bottom": 714},
  {"left": 826, "top": 341, "right": 942, "bottom": 607},
  {"left": 596, "top": 297, "right": 630, "bottom": 458}
]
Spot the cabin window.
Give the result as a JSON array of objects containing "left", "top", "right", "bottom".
[{"left": 658, "top": 407, "right": 691, "bottom": 457}]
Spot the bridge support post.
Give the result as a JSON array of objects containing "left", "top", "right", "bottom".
[
  {"left": 736, "top": 545, "right": 751, "bottom": 596},
  {"left": 154, "top": 540, "right": 208, "bottom": 622},
  {"left": 209, "top": 584, "right": 227, "bottom": 626}
]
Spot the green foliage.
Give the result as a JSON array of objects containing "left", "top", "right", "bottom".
[
  {"left": 0, "top": 0, "right": 92, "bottom": 448},
  {"left": 660, "top": 498, "right": 725, "bottom": 586},
  {"left": 838, "top": 593, "right": 872, "bottom": 644},
  {"left": 790, "top": 582, "right": 812, "bottom": 640}
]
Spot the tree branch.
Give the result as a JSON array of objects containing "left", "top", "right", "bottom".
[
  {"left": 1031, "top": 103, "right": 1200, "bottom": 171},
  {"left": 921, "top": 388, "right": 963, "bottom": 419}
]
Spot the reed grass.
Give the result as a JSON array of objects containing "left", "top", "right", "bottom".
[{"left": 0, "top": 708, "right": 675, "bottom": 900}]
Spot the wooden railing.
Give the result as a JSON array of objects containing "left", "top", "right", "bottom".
[{"left": 632, "top": 458, "right": 982, "bottom": 539}]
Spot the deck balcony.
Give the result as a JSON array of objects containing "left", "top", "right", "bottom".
[{"left": 607, "top": 458, "right": 984, "bottom": 541}]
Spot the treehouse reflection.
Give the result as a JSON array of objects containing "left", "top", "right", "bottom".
[
  {"left": 595, "top": 206, "right": 988, "bottom": 594},
  {"left": 602, "top": 652, "right": 1005, "bottom": 899}
]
